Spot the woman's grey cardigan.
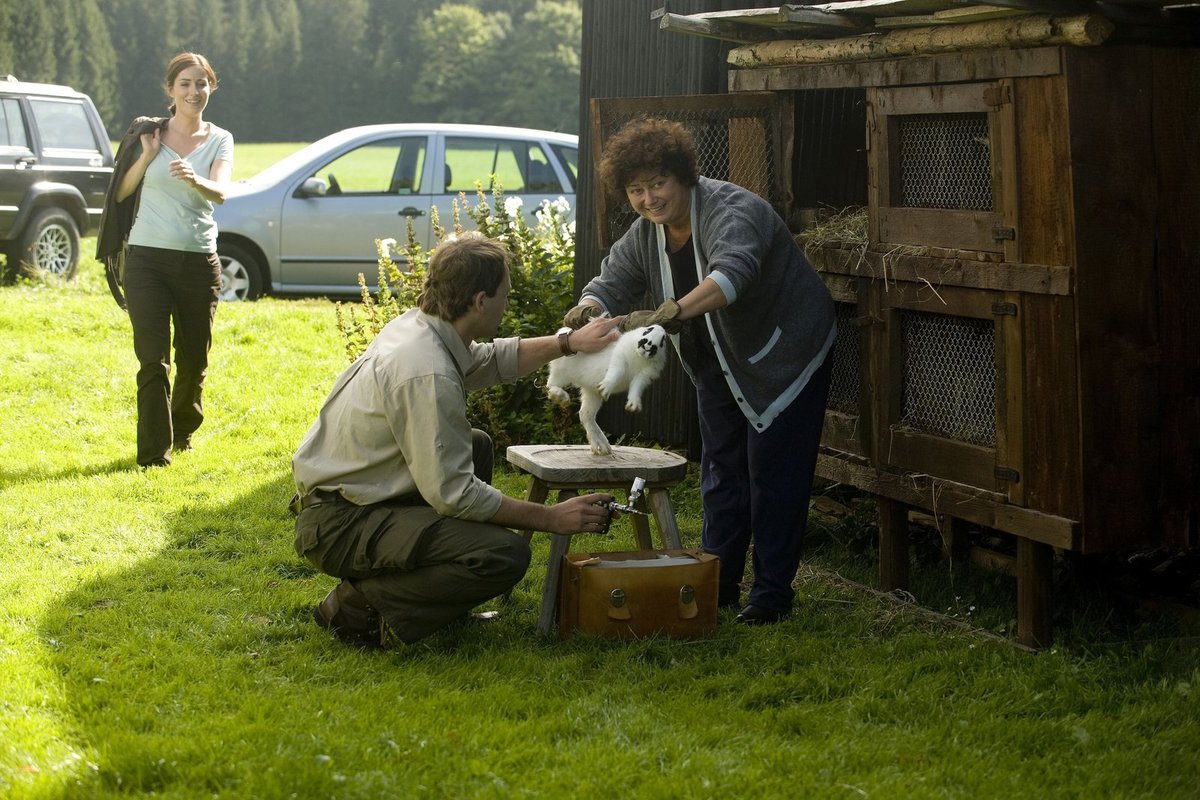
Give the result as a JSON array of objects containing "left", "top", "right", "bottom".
[{"left": 580, "top": 176, "right": 836, "bottom": 432}]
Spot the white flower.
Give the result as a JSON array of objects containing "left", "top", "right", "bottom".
[
  {"left": 503, "top": 196, "right": 523, "bottom": 217},
  {"left": 375, "top": 238, "right": 397, "bottom": 258},
  {"left": 553, "top": 196, "right": 570, "bottom": 215}
]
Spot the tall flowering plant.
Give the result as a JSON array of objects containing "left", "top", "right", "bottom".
[{"left": 335, "top": 183, "right": 581, "bottom": 449}]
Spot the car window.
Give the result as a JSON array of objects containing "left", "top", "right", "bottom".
[
  {"left": 28, "top": 98, "right": 99, "bottom": 151},
  {"left": 551, "top": 144, "right": 578, "bottom": 191},
  {"left": 0, "top": 98, "right": 29, "bottom": 148},
  {"left": 309, "top": 136, "right": 426, "bottom": 195},
  {"left": 444, "top": 137, "right": 560, "bottom": 195}
]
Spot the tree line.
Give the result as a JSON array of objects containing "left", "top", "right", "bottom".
[{"left": 0, "top": 0, "right": 582, "bottom": 142}]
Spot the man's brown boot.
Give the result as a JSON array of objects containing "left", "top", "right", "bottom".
[{"left": 313, "top": 580, "right": 386, "bottom": 649}]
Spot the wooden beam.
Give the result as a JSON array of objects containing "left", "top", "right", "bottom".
[
  {"left": 730, "top": 45, "right": 1064, "bottom": 92},
  {"left": 970, "top": 545, "right": 1016, "bottom": 575},
  {"left": 806, "top": 244, "right": 1073, "bottom": 296},
  {"left": 728, "top": 14, "right": 1114, "bottom": 67},
  {"left": 816, "top": 451, "right": 1081, "bottom": 549}
]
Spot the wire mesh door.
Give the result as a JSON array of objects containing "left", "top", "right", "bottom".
[
  {"left": 897, "top": 309, "right": 997, "bottom": 448},
  {"left": 869, "top": 81, "right": 1015, "bottom": 256},
  {"left": 878, "top": 283, "right": 1020, "bottom": 494}
]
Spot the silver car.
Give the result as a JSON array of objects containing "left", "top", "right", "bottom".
[{"left": 213, "top": 123, "right": 578, "bottom": 301}]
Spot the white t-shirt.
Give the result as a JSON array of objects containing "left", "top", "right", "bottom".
[{"left": 127, "top": 122, "right": 234, "bottom": 254}]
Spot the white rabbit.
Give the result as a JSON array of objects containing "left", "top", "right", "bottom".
[{"left": 546, "top": 325, "right": 669, "bottom": 455}]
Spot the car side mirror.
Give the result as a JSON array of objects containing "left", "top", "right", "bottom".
[{"left": 296, "top": 177, "right": 328, "bottom": 198}]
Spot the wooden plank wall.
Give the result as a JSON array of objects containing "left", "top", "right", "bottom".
[
  {"left": 1066, "top": 47, "right": 1162, "bottom": 553},
  {"left": 1150, "top": 48, "right": 1200, "bottom": 550},
  {"left": 1014, "top": 69, "right": 1083, "bottom": 525}
]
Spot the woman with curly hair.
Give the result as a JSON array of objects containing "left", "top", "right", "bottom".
[{"left": 563, "top": 118, "right": 836, "bottom": 625}]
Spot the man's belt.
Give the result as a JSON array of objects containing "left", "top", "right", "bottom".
[{"left": 289, "top": 489, "right": 347, "bottom": 515}]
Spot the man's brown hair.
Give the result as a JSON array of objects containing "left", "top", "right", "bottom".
[{"left": 418, "top": 232, "right": 510, "bottom": 321}]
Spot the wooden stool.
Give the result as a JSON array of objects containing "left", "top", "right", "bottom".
[{"left": 505, "top": 444, "right": 690, "bottom": 636}]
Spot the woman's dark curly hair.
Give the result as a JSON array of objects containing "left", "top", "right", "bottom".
[{"left": 598, "top": 118, "right": 699, "bottom": 199}]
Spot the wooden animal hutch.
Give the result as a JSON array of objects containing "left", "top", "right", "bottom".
[{"left": 593, "top": 1, "right": 1199, "bottom": 647}]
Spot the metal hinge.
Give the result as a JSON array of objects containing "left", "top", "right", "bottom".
[
  {"left": 991, "top": 302, "right": 1018, "bottom": 316},
  {"left": 995, "top": 466, "right": 1020, "bottom": 483},
  {"left": 983, "top": 84, "right": 1012, "bottom": 107},
  {"left": 992, "top": 226, "right": 1016, "bottom": 241}
]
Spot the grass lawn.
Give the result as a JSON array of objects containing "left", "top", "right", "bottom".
[
  {"left": 109, "top": 141, "right": 308, "bottom": 182},
  {"left": 1, "top": 252, "right": 1198, "bottom": 799}
]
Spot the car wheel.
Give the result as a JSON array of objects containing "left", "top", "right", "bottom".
[
  {"left": 217, "top": 242, "right": 264, "bottom": 302},
  {"left": 11, "top": 207, "right": 80, "bottom": 280}
]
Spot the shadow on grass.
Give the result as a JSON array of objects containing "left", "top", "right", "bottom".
[
  {"left": 35, "top": 470, "right": 688, "bottom": 793},
  {"left": 0, "top": 458, "right": 139, "bottom": 490},
  {"left": 37, "top": 472, "right": 334, "bottom": 791},
  {"left": 34, "top": 471, "right": 1200, "bottom": 796}
]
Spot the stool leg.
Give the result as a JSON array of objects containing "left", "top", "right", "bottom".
[
  {"left": 647, "top": 488, "right": 682, "bottom": 549},
  {"left": 630, "top": 495, "right": 654, "bottom": 550},
  {"left": 539, "top": 534, "right": 572, "bottom": 636},
  {"left": 537, "top": 488, "right": 579, "bottom": 637},
  {"left": 518, "top": 477, "right": 551, "bottom": 543},
  {"left": 504, "top": 477, "right": 551, "bottom": 604}
]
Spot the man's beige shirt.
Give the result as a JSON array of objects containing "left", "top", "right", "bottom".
[{"left": 292, "top": 308, "right": 520, "bottom": 520}]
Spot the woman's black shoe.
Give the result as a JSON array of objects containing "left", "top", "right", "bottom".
[{"left": 733, "top": 604, "right": 789, "bottom": 626}]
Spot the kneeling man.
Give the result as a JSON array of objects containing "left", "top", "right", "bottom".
[{"left": 292, "top": 232, "right": 622, "bottom": 647}]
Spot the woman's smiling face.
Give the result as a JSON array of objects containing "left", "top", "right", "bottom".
[
  {"left": 169, "top": 65, "right": 211, "bottom": 114},
  {"left": 624, "top": 171, "right": 691, "bottom": 231}
]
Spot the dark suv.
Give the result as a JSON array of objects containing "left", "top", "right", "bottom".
[{"left": 1, "top": 76, "right": 113, "bottom": 280}]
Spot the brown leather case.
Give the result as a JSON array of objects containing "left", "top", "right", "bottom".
[{"left": 558, "top": 549, "right": 719, "bottom": 639}]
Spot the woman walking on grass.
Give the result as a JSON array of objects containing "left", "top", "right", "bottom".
[{"left": 97, "top": 52, "right": 234, "bottom": 467}]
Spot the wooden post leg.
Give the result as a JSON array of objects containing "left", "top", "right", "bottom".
[
  {"left": 647, "top": 488, "right": 683, "bottom": 549},
  {"left": 939, "top": 514, "right": 970, "bottom": 568},
  {"left": 1017, "top": 537, "right": 1053, "bottom": 649},
  {"left": 877, "top": 496, "right": 909, "bottom": 592}
]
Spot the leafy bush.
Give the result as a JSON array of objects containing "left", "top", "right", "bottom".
[{"left": 335, "top": 184, "right": 582, "bottom": 451}]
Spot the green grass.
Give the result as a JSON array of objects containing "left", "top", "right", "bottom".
[
  {"left": 108, "top": 141, "right": 307, "bottom": 182},
  {"left": 231, "top": 142, "right": 308, "bottom": 181},
  {"left": 1, "top": 251, "right": 1198, "bottom": 798}
]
